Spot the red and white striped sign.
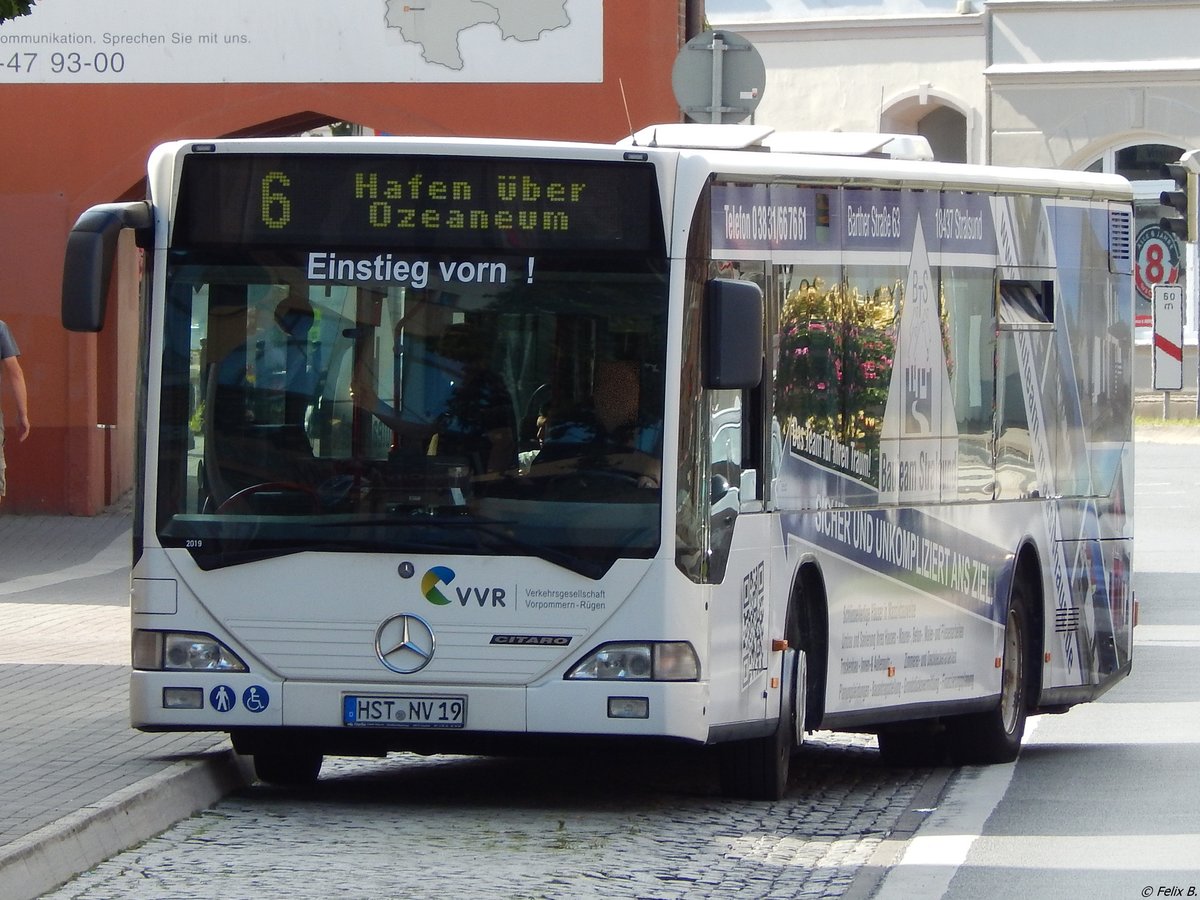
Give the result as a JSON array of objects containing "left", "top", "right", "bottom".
[{"left": 1153, "top": 283, "right": 1184, "bottom": 391}]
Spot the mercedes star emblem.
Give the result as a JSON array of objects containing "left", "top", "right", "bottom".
[{"left": 375, "top": 613, "right": 436, "bottom": 674}]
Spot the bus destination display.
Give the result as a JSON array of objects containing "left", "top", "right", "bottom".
[{"left": 173, "top": 152, "right": 662, "bottom": 253}]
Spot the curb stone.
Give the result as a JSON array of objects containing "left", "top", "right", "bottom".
[{"left": 0, "top": 749, "right": 253, "bottom": 900}]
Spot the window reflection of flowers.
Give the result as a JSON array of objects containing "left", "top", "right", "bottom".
[
  {"left": 777, "top": 276, "right": 897, "bottom": 461},
  {"left": 938, "top": 283, "right": 955, "bottom": 383}
]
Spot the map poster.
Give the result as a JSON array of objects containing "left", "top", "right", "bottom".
[{"left": 0, "top": 0, "right": 602, "bottom": 83}]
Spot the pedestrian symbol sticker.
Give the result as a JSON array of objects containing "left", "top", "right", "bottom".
[
  {"left": 210, "top": 685, "right": 236, "bottom": 713},
  {"left": 243, "top": 686, "right": 270, "bottom": 713}
]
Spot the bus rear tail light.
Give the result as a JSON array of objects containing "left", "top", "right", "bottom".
[
  {"left": 133, "top": 630, "right": 248, "bottom": 673},
  {"left": 565, "top": 641, "right": 699, "bottom": 682}
]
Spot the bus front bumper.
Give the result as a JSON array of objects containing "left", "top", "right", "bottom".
[{"left": 131, "top": 672, "right": 712, "bottom": 744}]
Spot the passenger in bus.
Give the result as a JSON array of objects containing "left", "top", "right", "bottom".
[
  {"left": 427, "top": 322, "right": 516, "bottom": 474},
  {"left": 536, "top": 358, "right": 661, "bottom": 489},
  {"left": 517, "top": 406, "right": 549, "bottom": 474},
  {"left": 264, "top": 289, "right": 317, "bottom": 425},
  {"left": 202, "top": 286, "right": 319, "bottom": 510},
  {"left": 350, "top": 320, "right": 516, "bottom": 476},
  {"left": 211, "top": 284, "right": 316, "bottom": 422}
]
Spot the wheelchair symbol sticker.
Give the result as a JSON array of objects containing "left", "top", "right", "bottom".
[{"left": 242, "top": 685, "right": 270, "bottom": 713}]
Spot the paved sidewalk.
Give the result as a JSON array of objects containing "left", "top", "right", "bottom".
[{"left": 0, "top": 501, "right": 251, "bottom": 900}]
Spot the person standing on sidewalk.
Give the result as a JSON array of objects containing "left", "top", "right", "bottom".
[{"left": 0, "top": 319, "right": 30, "bottom": 505}]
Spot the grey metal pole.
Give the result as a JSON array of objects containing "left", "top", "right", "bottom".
[{"left": 710, "top": 35, "right": 725, "bottom": 125}]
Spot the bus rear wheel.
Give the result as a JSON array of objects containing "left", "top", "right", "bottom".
[
  {"left": 253, "top": 750, "right": 323, "bottom": 787},
  {"left": 949, "top": 583, "right": 1030, "bottom": 764}
]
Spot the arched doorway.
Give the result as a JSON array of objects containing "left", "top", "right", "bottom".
[
  {"left": 881, "top": 93, "right": 970, "bottom": 163},
  {"left": 1086, "top": 143, "right": 1186, "bottom": 181},
  {"left": 917, "top": 106, "right": 969, "bottom": 165}
]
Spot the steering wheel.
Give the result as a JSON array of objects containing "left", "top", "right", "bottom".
[
  {"left": 542, "top": 467, "right": 654, "bottom": 500},
  {"left": 215, "top": 481, "right": 320, "bottom": 514}
]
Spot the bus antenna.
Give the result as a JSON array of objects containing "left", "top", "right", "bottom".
[{"left": 620, "top": 78, "right": 637, "bottom": 145}]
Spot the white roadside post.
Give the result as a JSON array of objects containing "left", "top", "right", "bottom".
[{"left": 1153, "top": 282, "right": 1185, "bottom": 417}]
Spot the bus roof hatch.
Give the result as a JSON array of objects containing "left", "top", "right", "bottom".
[{"left": 620, "top": 124, "right": 934, "bottom": 161}]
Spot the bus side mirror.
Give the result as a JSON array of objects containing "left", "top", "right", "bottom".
[
  {"left": 62, "top": 201, "right": 152, "bottom": 332},
  {"left": 704, "top": 278, "right": 763, "bottom": 389}
]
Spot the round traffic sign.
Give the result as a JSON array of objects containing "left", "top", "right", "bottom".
[
  {"left": 1135, "top": 223, "right": 1181, "bottom": 301},
  {"left": 672, "top": 30, "right": 765, "bottom": 124}
]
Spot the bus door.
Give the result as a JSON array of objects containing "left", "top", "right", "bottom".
[{"left": 703, "top": 261, "right": 781, "bottom": 728}]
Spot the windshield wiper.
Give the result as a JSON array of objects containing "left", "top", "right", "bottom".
[
  {"left": 313, "top": 513, "right": 614, "bottom": 579},
  {"left": 467, "top": 521, "right": 613, "bottom": 580},
  {"left": 186, "top": 535, "right": 470, "bottom": 571},
  {"left": 189, "top": 544, "right": 305, "bottom": 571},
  {"left": 182, "top": 514, "right": 616, "bottom": 578}
]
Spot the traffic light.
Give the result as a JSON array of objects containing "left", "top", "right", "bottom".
[{"left": 1160, "top": 154, "right": 1199, "bottom": 243}]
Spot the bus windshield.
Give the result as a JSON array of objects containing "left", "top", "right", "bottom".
[{"left": 155, "top": 155, "right": 668, "bottom": 576}]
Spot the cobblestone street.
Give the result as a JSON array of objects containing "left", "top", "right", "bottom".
[{"left": 45, "top": 734, "right": 937, "bottom": 900}]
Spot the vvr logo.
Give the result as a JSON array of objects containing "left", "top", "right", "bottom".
[{"left": 421, "top": 566, "right": 507, "bottom": 607}]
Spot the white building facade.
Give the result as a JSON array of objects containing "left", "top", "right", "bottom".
[{"left": 709, "top": 0, "right": 1200, "bottom": 390}]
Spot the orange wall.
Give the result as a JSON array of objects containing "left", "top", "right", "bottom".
[{"left": 0, "top": 0, "right": 685, "bottom": 514}]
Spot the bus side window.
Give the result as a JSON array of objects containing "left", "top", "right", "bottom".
[
  {"left": 706, "top": 387, "right": 742, "bottom": 584},
  {"left": 995, "top": 280, "right": 1053, "bottom": 500},
  {"left": 995, "top": 337, "right": 1036, "bottom": 499},
  {"left": 710, "top": 389, "right": 743, "bottom": 510}
]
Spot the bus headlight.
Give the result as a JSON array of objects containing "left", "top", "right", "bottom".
[
  {"left": 565, "top": 641, "right": 699, "bottom": 682},
  {"left": 133, "top": 630, "right": 248, "bottom": 672}
]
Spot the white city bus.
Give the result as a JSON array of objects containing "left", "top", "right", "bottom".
[{"left": 62, "top": 124, "right": 1135, "bottom": 798}]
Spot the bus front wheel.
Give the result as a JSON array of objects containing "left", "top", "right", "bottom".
[
  {"left": 253, "top": 750, "right": 323, "bottom": 787},
  {"left": 717, "top": 645, "right": 805, "bottom": 801},
  {"left": 716, "top": 592, "right": 810, "bottom": 801}
]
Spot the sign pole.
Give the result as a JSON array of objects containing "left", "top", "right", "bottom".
[
  {"left": 1153, "top": 282, "right": 1185, "bottom": 418},
  {"left": 672, "top": 30, "right": 765, "bottom": 125},
  {"left": 709, "top": 34, "right": 725, "bottom": 125}
]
